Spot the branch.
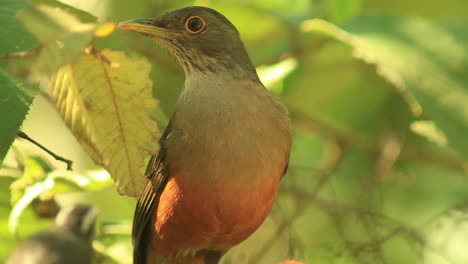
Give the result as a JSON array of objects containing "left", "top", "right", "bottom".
[
  {"left": 16, "top": 131, "right": 73, "bottom": 170},
  {"left": 286, "top": 188, "right": 459, "bottom": 264},
  {"left": 0, "top": 49, "right": 40, "bottom": 60},
  {"left": 289, "top": 109, "right": 467, "bottom": 173},
  {"left": 251, "top": 139, "right": 345, "bottom": 263}
]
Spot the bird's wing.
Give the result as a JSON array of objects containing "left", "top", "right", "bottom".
[{"left": 133, "top": 119, "right": 172, "bottom": 264}]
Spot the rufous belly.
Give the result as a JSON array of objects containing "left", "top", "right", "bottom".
[{"left": 150, "top": 175, "right": 279, "bottom": 256}]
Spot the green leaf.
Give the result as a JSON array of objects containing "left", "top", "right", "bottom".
[
  {"left": 283, "top": 35, "right": 411, "bottom": 139},
  {"left": 363, "top": 0, "right": 468, "bottom": 22},
  {"left": 207, "top": 3, "right": 291, "bottom": 65},
  {"left": 16, "top": 0, "right": 98, "bottom": 74},
  {"left": 0, "top": 0, "right": 37, "bottom": 53},
  {"left": 13, "top": 0, "right": 116, "bottom": 77},
  {"left": 8, "top": 167, "right": 113, "bottom": 237},
  {"left": 209, "top": 0, "right": 313, "bottom": 25},
  {"left": 30, "top": 0, "right": 97, "bottom": 23},
  {"left": 0, "top": 1, "right": 39, "bottom": 163},
  {"left": 10, "top": 156, "right": 49, "bottom": 204},
  {"left": 9, "top": 181, "right": 45, "bottom": 237},
  {"left": 46, "top": 169, "right": 114, "bottom": 192},
  {"left": 327, "top": 0, "right": 363, "bottom": 23},
  {"left": 301, "top": 16, "right": 468, "bottom": 157},
  {"left": 49, "top": 50, "right": 160, "bottom": 197},
  {"left": 1, "top": 174, "right": 55, "bottom": 258},
  {"left": 0, "top": 69, "right": 38, "bottom": 163}
]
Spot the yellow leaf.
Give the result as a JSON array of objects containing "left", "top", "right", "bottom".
[
  {"left": 49, "top": 50, "right": 159, "bottom": 197},
  {"left": 94, "top": 22, "right": 117, "bottom": 37}
]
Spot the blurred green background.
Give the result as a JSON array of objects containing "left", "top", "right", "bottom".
[{"left": 1, "top": 0, "right": 468, "bottom": 263}]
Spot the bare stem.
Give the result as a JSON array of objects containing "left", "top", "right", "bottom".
[
  {"left": 16, "top": 131, "right": 73, "bottom": 170},
  {"left": 251, "top": 139, "right": 345, "bottom": 262}
]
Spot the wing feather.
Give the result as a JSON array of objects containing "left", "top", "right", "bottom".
[{"left": 132, "top": 120, "right": 172, "bottom": 263}]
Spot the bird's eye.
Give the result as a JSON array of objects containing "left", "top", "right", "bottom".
[{"left": 185, "top": 16, "right": 206, "bottom": 33}]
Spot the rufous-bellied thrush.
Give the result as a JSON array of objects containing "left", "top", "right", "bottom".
[{"left": 119, "top": 6, "right": 292, "bottom": 264}]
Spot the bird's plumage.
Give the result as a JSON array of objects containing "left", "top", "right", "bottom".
[
  {"left": 120, "top": 6, "right": 292, "bottom": 264},
  {"left": 6, "top": 204, "right": 97, "bottom": 264},
  {"left": 6, "top": 228, "right": 93, "bottom": 264},
  {"left": 133, "top": 120, "right": 172, "bottom": 263}
]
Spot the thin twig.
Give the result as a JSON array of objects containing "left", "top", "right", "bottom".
[
  {"left": 0, "top": 48, "right": 40, "bottom": 60},
  {"left": 85, "top": 44, "right": 112, "bottom": 66},
  {"left": 290, "top": 109, "right": 468, "bottom": 173},
  {"left": 284, "top": 190, "right": 463, "bottom": 263},
  {"left": 251, "top": 139, "right": 345, "bottom": 263},
  {"left": 16, "top": 131, "right": 73, "bottom": 170}
]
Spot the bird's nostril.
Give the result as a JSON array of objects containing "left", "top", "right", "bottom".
[{"left": 137, "top": 19, "right": 155, "bottom": 26}]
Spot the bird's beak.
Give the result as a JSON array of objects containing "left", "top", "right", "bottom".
[{"left": 118, "top": 18, "right": 172, "bottom": 39}]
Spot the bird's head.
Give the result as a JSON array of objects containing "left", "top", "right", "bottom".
[
  {"left": 118, "top": 6, "right": 257, "bottom": 78},
  {"left": 55, "top": 204, "right": 98, "bottom": 241}
]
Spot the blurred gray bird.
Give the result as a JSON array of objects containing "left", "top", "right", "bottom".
[{"left": 6, "top": 204, "right": 98, "bottom": 264}]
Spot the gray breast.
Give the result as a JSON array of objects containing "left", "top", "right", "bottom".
[{"left": 164, "top": 75, "right": 292, "bottom": 187}]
